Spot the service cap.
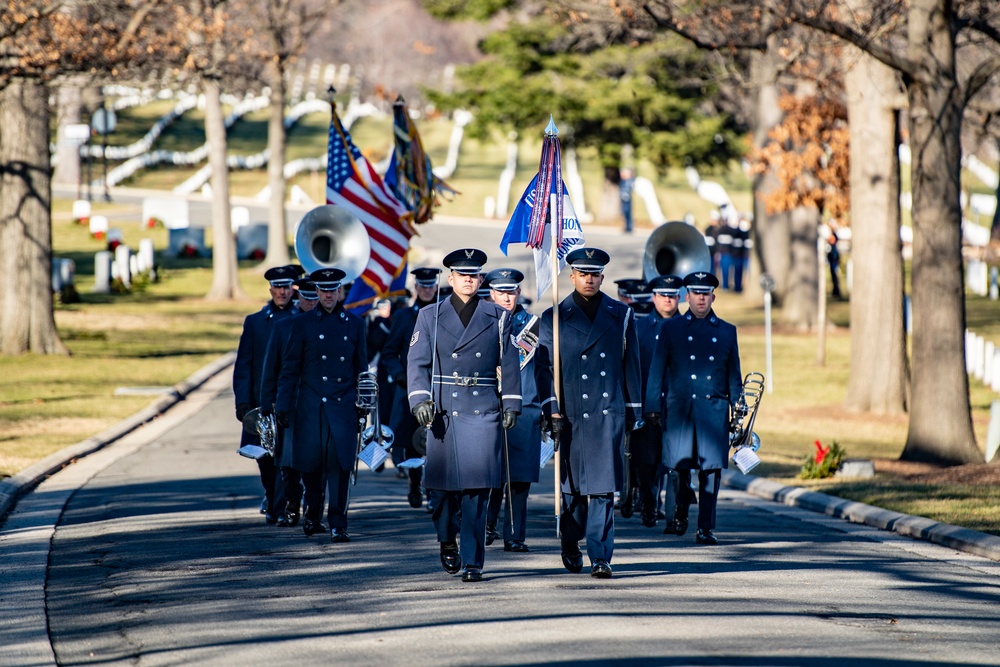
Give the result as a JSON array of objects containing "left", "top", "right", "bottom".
[
  {"left": 443, "top": 248, "right": 488, "bottom": 275},
  {"left": 565, "top": 247, "right": 610, "bottom": 274}
]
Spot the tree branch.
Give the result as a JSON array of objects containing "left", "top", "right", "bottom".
[
  {"left": 963, "top": 17, "right": 1000, "bottom": 46},
  {"left": 640, "top": 2, "right": 770, "bottom": 51},
  {"left": 965, "top": 55, "right": 1000, "bottom": 105},
  {"left": 792, "top": 13, "right": 916, "bottom": 77}
]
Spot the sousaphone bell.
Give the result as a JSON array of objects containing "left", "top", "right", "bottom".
[
  {"left": 642, "top": 221, "right": 712, "bottom": 282},
  {"left": 294, "top": 205, "right": 371, "bottom": 282}
]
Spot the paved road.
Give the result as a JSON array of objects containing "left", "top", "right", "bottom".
[{"left": 3, "top": 370, "right": 1000, "bottom": 667}]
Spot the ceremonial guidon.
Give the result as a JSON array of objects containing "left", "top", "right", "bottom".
[
  {"left": 233, "top": 265, "right": 300, "bottom": 523},
  {"left": 643, "top": 271, "right": 742, "bottom": 545},
  {"left": 407, "top": 249, "right": 522, "bottom": 583},
  {"left": 380, "top": 267, "right": 442, "bottom": 508},
  {"left": 273, "top": 268, "right": 368, "bottom": 543},
  {"left": 258, "top": 277, "right": 320, "bottom": 528},
  {"left": 630, "top": 275, "right": 688, "bottom": 529},
  {"left": 484, "top": 268, "right": 542, "bottom": 553},
  {"left": 537, "top": 247, "right": 642, "bottom": 579}
]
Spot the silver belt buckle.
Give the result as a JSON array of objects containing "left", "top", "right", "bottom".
[{"left": 455, "top": 376, "right": 473, "bottom": 387}]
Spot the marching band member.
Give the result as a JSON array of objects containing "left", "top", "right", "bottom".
[
  {"left": 538, "top": 248, "right": 642, "bottom": 579},
  {"left": 631, "top": 275, "right": 685, "bottom": 529},
  {"left": 233, "top": 265, "right": 299, "bottom": 524},
  {"left": 484, "top": 268, "right": 542, "bottom": 553},
  {"left": 273, "top": 268, "right": 368, "bottom": 543},
  {"left": 644, "top": 271, "right": 742, "bottom": 545},
  {"left": 381, "top": 267, "right": 442, "bottom": 508},
  {"left": 258, "top": 278, "right": 319, "bottom": 528},
  {"left": 407, "top": 249, "right": 521, "bottom": 583}
]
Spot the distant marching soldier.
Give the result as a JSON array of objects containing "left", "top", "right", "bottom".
[
  {"left": 381, "top": 267, "right": 442, "bottom": 508},
  {"left": 407, "top": 249, "right": 521, "bottom": 583},
  {"left": 643, "top": 271, "right": 742, "bottom": 545},
  {"left": 258, "top": 278, "right": 320, "bottom": 528},
  {"left": 233, "top": 265, "right": 299, "bottom": 524},
  {"left": 631, "top": 275, "right": 690, "bottom": 530},
  {"left": 538, "top": 248, "right": 642, "bottom": 579},
  {"left": 484, "top": 268, "right": 542, "bottom": 553},
  {"left": 272, "top": 268, "right": 368, "bottom": 543}
]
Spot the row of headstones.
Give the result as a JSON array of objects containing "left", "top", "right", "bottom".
[
  {"left": 50, "top": 240, "right": 156, "bottom": 294},
  {"left": 966, "top": 330, "right": 1000, "bottom": 394},
  {"left": 966, "top": 260, "right": 1000, "bottom": 298}
]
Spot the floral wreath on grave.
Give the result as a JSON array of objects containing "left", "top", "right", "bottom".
[
  {"left": 799, "top": 439, "right": 845, "bottom": 479},
  {"left": 145, "top": 216, "right": 164, "bottom": 229}
]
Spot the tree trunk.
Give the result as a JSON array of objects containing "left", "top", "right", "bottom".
[
  {"left": 780, "top": 206, "right": 820, "bottom": 328},
  {"left": 991, "top": 136, "right": 1000, "bottom": 244},
  {"left": 0, "top": 79, "right": 69, "bottom": 355},
  {"left": 263, "top": 59, "right": 290, "bottom": 267},
  {"left": 52, "top": 86, "right": 83, "bottom": 189},
  {"left": 749, "top": 46, "right": 792, "bottom": 311},
  {"left": 900, "top": 0, "right": 979, "bottom": 464},
  {"left": 203, "top": 77, "right": 243, "bottom": 300},
  {"left": 843, "top": 49, "right": 909, "bottom": 414}
]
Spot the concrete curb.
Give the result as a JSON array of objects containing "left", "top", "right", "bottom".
[
  {"left": 722, "top": 469, "right": 1000, "bottom": 562},
  {"left": 0, "top": 350, "right": 236, "bottom": 526}
]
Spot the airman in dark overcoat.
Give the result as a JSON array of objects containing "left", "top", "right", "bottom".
[
  {"left": 644, "top": 271, "right": 742, "bottom": 545},
  {"left": 233, "top": 265, "right": 299, "bottom": 523},
  {"left": 274, "top": 268, "right": 367, "bottom": 543},
  {"left": 407, "top": 249, "right": 521, "bottom": 583},
  {"left": 537, "top": 248, "right": 642, "bottom": 579}
]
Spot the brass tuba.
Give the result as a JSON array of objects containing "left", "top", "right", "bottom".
[
  {"left": 642, "top": 221, "right": 712, "bottom": 282},
  {"left": 294, "top": 205, "right": 371, "bottom": 282},
  {"left": 241, "top": 407, "right": 278, "bottom": 457}
]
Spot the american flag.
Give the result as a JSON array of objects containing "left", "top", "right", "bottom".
[{"left": 326, "top": 107, "right": 413, "bottom": 292}]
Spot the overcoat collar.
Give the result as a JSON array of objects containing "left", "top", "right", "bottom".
[
  {"left": 682, "top": 308, "right": 720, "bottom": 327},
  {"left": 560, "top": 292, "right": 619, "bottom": 352},
  {"left": 437, "top": 299, "right": 499, "bottom": 350}
]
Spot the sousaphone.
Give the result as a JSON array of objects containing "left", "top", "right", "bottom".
[
  {"left": 642, "top": 221, "right": 712, "bottom": 282},
  {"left": 294, "top": 205, "right": 371, "bottom": 282}
]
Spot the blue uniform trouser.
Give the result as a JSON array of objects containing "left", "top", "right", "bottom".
[
  {"left": 732, "top": 256, "right": 745, "bottom": 293},
  {"left": 719, "top": 254, "right": 734, "bottom": 290},
  {"left": 256, "top": 455, "right": 277, "bottom": 513},
  {"left": 486, "top": 482, "right": 530, "bottom": 542},
  {"left": 431, "top": 488, "right": 490, "bottom": 570},
  {"left": 660, "top": 467, "right": 696, "bottom": 520},
  {"left": 274, "top": 467, "right": 303, "bottom": 515},
  {"left": 693, "top": 469, "right": 721, "bottom": 531},
  {"left": 561, "top": 492, "right": 615, "bottom": 564}
]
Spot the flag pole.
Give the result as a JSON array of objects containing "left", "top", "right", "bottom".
[{"left": 545, "top": 118, "right": 563, "bottom": 539}]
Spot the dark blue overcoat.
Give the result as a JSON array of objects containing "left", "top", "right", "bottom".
[
  {"left": 233, "top": 301, "right": 297, "bottom": 446},
  {"left": 630, "top": 311, "right": 678, "bottom": 466},
  {"left": 407, "top": 298, "right": 522, "bottom": 491},
  {"left": 275, "top": 306, "right": 367, "bottom": 473},
  {"left": 505, "top": 306, "right": 543, "bottom": 484},
  {"left": 538, "top": 293, "right": 642, "bottom": 496},
  {"left": 259, "top": 312, "right": 308, "bottom": 467},
  {"left": 644, "top": 309, "right": 742, "bottom": 471}
]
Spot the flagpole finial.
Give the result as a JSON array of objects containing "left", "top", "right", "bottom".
[
  {"left": 326, "top": 86, "right": 337, "bottom": 105},
  {"left": 545, "top": 116, "right": 558, "bottom": 138},
  {"left": 394, "top": 94, "right": 406, "bottom": 107}
]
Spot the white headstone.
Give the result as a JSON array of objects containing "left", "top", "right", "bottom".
[
  {"left": 966, "top": 330, "right": 975, "bottom": 374},
  {"left": 94, "top": 251, "right": 112, "bottom": 293},
  {"left": 142, "top": 196, "right": 188, "bottom": 229},
  {"left": 138, "top": 239, "right": 155, "bottom": 272},
  {"left": 231, "top": 206, "right": 251, "bottom": 232},
  {"left": 72, "top": 200, "right": 92, "bottom": 221},
  {"left": 107, "top": 227, "right": 125, "bottom": 244},
  {"left": 483, "top": 196, "right": 496, "bottom": 219},
  {"left": 986, "top": 401, "right": 1000, "bottom": 463},
  {"left": 201, "top": 183, "right": 212, "bottom": 198},
  {"left": 89, "top": 215, "right": 109, "bottom": 237},
  {"left": 985, "top": 341, "right": 996, "bottom": 385},
  {"left": 114, "top": 244, "right": 131, "bottom": 288},
  {"left": 974, "top": 334, "right": 986, "bottom": 380},
  {"left": 993, "top": 350, "right": 1000, "bottom": 393},
  {"left": 129, "top": 255, "right": 139, "bottom": 278}
]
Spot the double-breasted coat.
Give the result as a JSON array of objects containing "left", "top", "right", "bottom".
[
  {"left": 644, "top": 309, "right": 742, "bottom": 471},
  {"left": 233, "top": 301, "right": 298, "bottom": 447},
  {"left": 630, "top": 310, "right": 678, "bottom": 466},
  {"left": 275, "top": 306, "right": 367, "bottom": 473},
  {"left": 259, "top": 311, "right": 304, "bottom": 466},
  {"left": 538, "top": 293, "right": 642, "bottom": 496},
  {"left": 505, "top": 306, "right": 543, "bottom": 484},
  {"left": 407, "top": 298, "right": 522, "bottom": 491}
]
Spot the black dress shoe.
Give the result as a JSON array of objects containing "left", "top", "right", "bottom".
[
  {"left": 407, "top": 488, "right": 423, "bottom": 509},
  {"left": 695, "top": 529, "right": 718, "bottom": 545},
  {"left": 503, "top": 540, "right": 529, "bottom": 552},
  {"left": 461, "top": 567, "right": 483, "bottom": 582},
  {"left": 278, "top": 510, "right": 300, "bottom": 528},
  {"left": 641, "top": 513, "right": 657, "bottom": 528},
  {"left": 485, "top": 525, "right": 499, "bottom": 546},
  {"left": 673, "top": 516, "right": 689, "bottom": 536},
  {"left": 440, "top": 542, "right": 462, "bottom": 574},
  {"left": 656, "top": 509, "right": 667, "bottom": 519},
  {"left": 264, "top": 512, "right": 278, "bottom": 525},
  {"left": 561, "top": 543, "right": 584, "bottom": 573},
  {"left": 303, "top": 519, "right": 328, "bottom": 537},
  {"left": 591, "top": 560, "right": 613, "bottom": 579},
  {"left": 330, "top": 528, "right": 351, "bottom": 543},
  {"left": 619, "top": 497, "right": 634, "bottom": 519}
]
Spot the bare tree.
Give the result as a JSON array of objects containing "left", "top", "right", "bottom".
[
  {"left": 252, "top": 0, "right": 338, "bottom": 268},
  {"left": 0, "top": 1, "right": 175, "bottom": 355}
]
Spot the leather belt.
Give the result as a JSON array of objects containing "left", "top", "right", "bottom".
[{"left": 433, "top": 375, "right": 497, "bottom": 387}]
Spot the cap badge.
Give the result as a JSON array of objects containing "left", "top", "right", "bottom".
[
  {"left": 500, "top": 270, "right": 511, "bottom": 277},
  {"left": 585, "top": 249, "right": 595, "bottom": 259},
  {"left": 696, "top": 273, "right": 706, "bottom": 279},
  {"left": 464, "top": 249, "right": 474, "bottom": 259}
]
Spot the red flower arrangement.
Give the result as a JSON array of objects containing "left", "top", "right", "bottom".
[
  {"left": 813, "top": 440, "right": 830, "bottom": 464},
  {"left": 799, "top": 439, "right": 845, "bottom": 479}
]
